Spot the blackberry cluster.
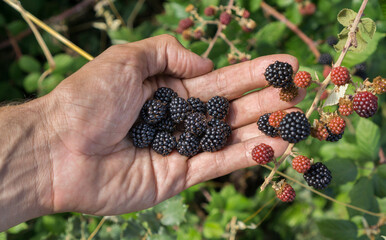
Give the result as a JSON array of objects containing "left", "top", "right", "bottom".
[
  {"left": 303, "top": 162, "right": 332, "bottom": 189},
  {"left": 129, "top": 87, "right": 231, "bottom": 157},
  {"left": 264, "top": 61, "right": 294, "bottom": 88}
]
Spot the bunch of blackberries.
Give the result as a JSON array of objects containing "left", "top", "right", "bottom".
[{"left": 129, "top": 87, "right": 231, "bottom": 157}]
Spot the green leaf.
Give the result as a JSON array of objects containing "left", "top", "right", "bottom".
[
  {"left": 337, "top": 9, "right": 357, "bottom": 27},
  {"left": 355, "top": 118, "right": 380, "bottom": 160},
  {"left": 190, "top": 41, "right": 209, "bottom": 55},
  {"left": 18, "top": 55, "right": 41, "bottom": 73},
  {"left": 372, "top": 174, "right": 386, "bottom": 198},
  {"left": 7, "top": 20, "right": 27, "bottom": 35},
  {"left": 349, "top": 177, "right": 375, "bottom": 217},
  {"left": 250, "top": 0, "right": 262, "bottom": 12},
  {"left": 154, "top": 195, "right": 187, "bottom": 226},
  {"left": 277, "top": 0, "right": 292, "bottom": 7},
  {"left": 0, "top": 232, "right": 6, "bottom": 240},
  {"left": 317, "top": 219, "right": 358, "bottom": 240},
  {"left": 203, "top": 221, "right": 224, "bottom": 239},
  {"left": 23, "top": 72, "right": 40, "bottom": 93},
  {"left": 7, "top": 222, "right": 28, "bottom": 234},
  {"left": 359, "top": 18, "right": 376, "bottom": 39},
  {"left": 41, "top": 215, "right": 66, "bottom": 235},
  {"left": 325, "top": 159, "right": 357, "bottom": 185},
  {"left": 256, "top": 22, "right": 286, "bottom": 46}
]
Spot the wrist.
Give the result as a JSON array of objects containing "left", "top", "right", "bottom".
[{"left": 0, "top": 95, "right": 56, "bottom": 231}]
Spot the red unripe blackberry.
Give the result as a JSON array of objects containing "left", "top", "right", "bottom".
[
  {"left": 294, "top": 71, "right": 312, "bottom": 88},
  {"left": 279, "top": 85, "right": 299, "bottom": 102},
  {"left": 194, "top": 29, "right": 203, "bottom": 39},
  {"left": 242, "top": 9, "right": 250, "bottom": 18},
  {"left": 204, "top": 6, "right": 216, "bottom": 16},
  {"left": 268, "top": 110, "right": 287, "bottom": 128},
  {"left": 275, "top": 182, "right": 296, "bottom": 202},
  {"left": 241, "top": 26, "right": 253, "bottom": 32},
  {"left": 251, "top": 143, "right": 274, "bottom": 165},
  {"left": 299, "top": 2, "right": 316, "bottom": 16},
  {"left": 338, "top": 97, "right": 354, "bottom": 116},
  {"left": 323, "top": 65, "right": 332, "bottom": 78},
  {"left": 311, "top": 124, "right": 328, "bottom": 141},
  {"left": 373, "top": 76, "right": 386, "bottom": 95},
  {"left": 220, "top": 12, "right": 232, "bottom": 25},
  {"left": 320, "top": 90, "right": 329, "bottom": 100},
  {"left": 353, "top": 91, "right": 378, "bottom": 118},
  {"left": 292, "top": 155, "right": 311, "bottom": 173},
  {"left": 330, "top": 66, "right": 350, "bottom": 86},
  {"left": 327, "top": 116, "right": 346, "bottom": 135},
  {"left": 178, "top": 18, "right": 194, "bottom": 30}
]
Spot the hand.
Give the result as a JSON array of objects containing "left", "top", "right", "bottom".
[{"left": 44, "top": 34, "right": 304, "bottom": 215}]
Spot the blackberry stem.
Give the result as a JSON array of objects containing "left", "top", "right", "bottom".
[{"left": 260, "top": 0, "right": 369, "bottom": 191}]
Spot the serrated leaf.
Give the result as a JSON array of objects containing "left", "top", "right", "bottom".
[
  {"left": 317, "top": 219, "right": 358, "bottom": 240},
  {"left": 154, "top": 195, "right": 187, "bottom": 226},
  {"left": 325, "top": 159, "right": 357, "bottom": 185},
  {"left": 349, "top": 177, "right": 374, "bottom": 217},
  {"left": 18, "top": 55, "right": 41, "bottom": 73},
  {"left": 355, "top": 118, "right": 380, "bottom": 159},
  {"left": 337, "top": 9, "right": 357, "bottom": 27},
  {"left": 334, "top": 28, "right": 349, "bottom": 52},
  {"left": 359, "top": 18, "right": 376, "bottom": 39},
  {"left": 323, "top": 84, "right": 348, "bottom": 107}
]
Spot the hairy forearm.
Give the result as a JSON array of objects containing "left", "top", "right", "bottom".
[{"left": 0, "top": 98, "right": 53, "bottom": 231}]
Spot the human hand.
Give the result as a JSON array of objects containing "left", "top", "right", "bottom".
[{"left": 43, "top": 34, "right": 304, "bottom": 215}]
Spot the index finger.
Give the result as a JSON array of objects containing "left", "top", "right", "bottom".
[{"left": 183, "top": 54, "right": 299, "bottom": 101}]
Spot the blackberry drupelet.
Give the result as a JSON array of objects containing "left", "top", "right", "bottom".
[
  {"left": 184, "top": 112, "right": 207, "bottom": 136},
  {"left": 154, "top": 117, "right": 176, "bottom": 133},
  {"left": 278, "top": 112, "right": 311, "bottom": 143},
  {"left": 200, "top": 127, "right": 227, "bottom": 152},
  {"left": 187, "top": 97, "right": 206, "bottom": 114},
  {"left": 170, "top": 97, "right": 192, "bottom": 123},
  {"left": 140, "top": 99, "right": 167, "bottom": 124},
  {"left": 129, "top": 123, "right": 156, "bottom": 148},
  {"left": 177, "top": 132, "right": 201, "bottom": 157},
  {"left": 318, "top": 53, "right": 333, "bottom": 65},
  {"left": 257, "top": 113, "right": 279, "bottom": 137},
  {"left": 151, "top": 132, "right": 177, "bottom": 156},
  {"left": 207, "top": 96, "right": 229, "bottom": 119},
  {"left": 264, "top": 61, "right": 294, "bottom": 88},
  {"left": 208, "top": 118, "right": 232, "bottom": 137},
  {"left": 303, "top": 162, "right": 332, "bottom": 189},
  {"left": 325, "top": 127, "right": 343, "bottom": 142},
  {"left": 154, "top": 87, "right": 178, "bottom": 104}
]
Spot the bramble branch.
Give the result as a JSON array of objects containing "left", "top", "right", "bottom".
[{"left": 260, "top": 0, "right": 369, "bottom": 191}]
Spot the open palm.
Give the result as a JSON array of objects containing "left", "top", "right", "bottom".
[{"left": 47, "top": 35, "right": 304, "bottom": 215}]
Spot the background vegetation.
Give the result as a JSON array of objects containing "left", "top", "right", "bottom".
[{"left": 0, "top": 0, "right": 385, "bottom": 239}]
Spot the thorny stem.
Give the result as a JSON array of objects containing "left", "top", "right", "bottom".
[
  {"left": 262, "top": 165, "right": 385, "bottom": 218},
  {"left": 88, "top": 216, "right": 107, "bottom": 240},
  {"left": 260, "top": 0, "right": 369, "bottom": 191},
  {"left": 260, "top": 1, "right": 320, "bottom": 59}
]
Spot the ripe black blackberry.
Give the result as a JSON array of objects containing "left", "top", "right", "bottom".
[
  {"left": 326, "top": 36, "right": 338, "bottom": 46},
  {"left": 207, "top": 96, "right": 229, "bottom": 119},
  {"left": 154, "top": 117, "right": 176, "bottom": 133},
  {"left": 264, "top": 61, "right": 294, "bottom": 88},
  {"left": 325, "top": 127, "right": 343, "bottom": 142},
  {"left": 318, "top": 53, "right": 333, "bottom": 65},
  {"left": 177, "top": 132, "right": 201, "bottom": 157},
  {"left": 208, "top": 118, "right": 232, "bottom": 137},
  {"left": 129, "top": 123, "right": 156, "bottom": 148},
  {"left": 303, "top": 162, "right": 332, "bottom": 189},
  {"left": 278, "top": 112, "right": 311, "bottom": 143},
  {"left": 354, "top": 63, "right": 367, "bottom": 80},
  {"left": 200, "top": 127, "right": 227, "bottom": 152},
  {"left": 154, "top": 87, "right": 178, "bottom": 104},
  {"left": 151, "top": 132, "right": 177, "bottom": 156},
  {"left": 257, "top": 113, "right": 279, "bottom": 137},
  {"left": 169, "top": 97, "right": 192, "bottom": 123},
  {"left": 184, "top": 112, "right": 207, "bottom": 136},
  {"left": 187, "top": 97, "right": 206, "bottom": 114},
  {"left": 140, "top": 99, "right": 167, "bottom": 124}
]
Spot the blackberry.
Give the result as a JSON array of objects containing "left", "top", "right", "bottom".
[
  {"left": 303, "top": 162, "right": 332, "bottom": 189},
  {"left": 154, "top": 117, "right": 176, "bottom": 133},
  {"left": 353, "top": 91, "right": 378, "bottom": 118},
  {"left": 170, "top": 97, "right": 192, "bottom": 123},
  {"left": 331, "top": 66, "right": 350, "bottom": 86},
  {"left": 200, "top": 127, "right": 227, "bottom": 152},
  {"left": 325, "top": 127, "right": 343, "bottom": 142},
  {"left": 294, "top": 71, "right": 312, "bottom": 88},
  {"left": 354, "top": 62, "right": 367, "bottom": 72},
  {"left": 184, "top": 112, "right": 207, "bottom": 136},
  {"left": 129, "top": 123, "right": 156, "bottom": 148},
  {"left": 326, "top": 36, "right": 338, "bottom": 46},
  {"left": 152, "top": 132, "right": 177, "bottom": 156},
  {"left": 264, "top": 61, "right": 294, "bottom": 88},
  {"left": 204, "top": 6, "right": 216, "bottom": 16},
  {"left": 207, "top": 96, "right": 229, "bottom": 119},
  {"left": 318, "top": 53, "right": 333, "bottom": 65},
  {"left": 178, "top": 18, "right": 194, "bottom": 30},
  {"left": 177, "top": 132, "right": 200, "bottom": 157},
  {"left": 278, "top": 112, "right": 311, "bottom": 143},
  {"left": 279, "top": 85, "right": 299, "bottom": 102},
  {"left": 373, "top": 76, "right": 386, "bottom": 95},
  {"left": 154, "top": 87, "right": 178, "bottom": 104},
  {"left": 220, "top": 12, "right": 231, "bottom": 25},
  {"left": 268, "top": 110, "right": 287, "bottom": 128},
  {"left": 275, "top": 182, "right": 296, "bottom": 202},
  {"left": 187, "top": 97, "right": 206, "bottom": 114},
  {"left": 208, "top": 118, "right": 232, "bottom": 137},
  {"left": 251, "top": 143, "right": 274, "bottom": 165},
  {"left": 140, "top": 99, "right": 167, "bottom": 124},
  {"left": 257, "top": 113, "right": 279, "bottom": 137}
]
